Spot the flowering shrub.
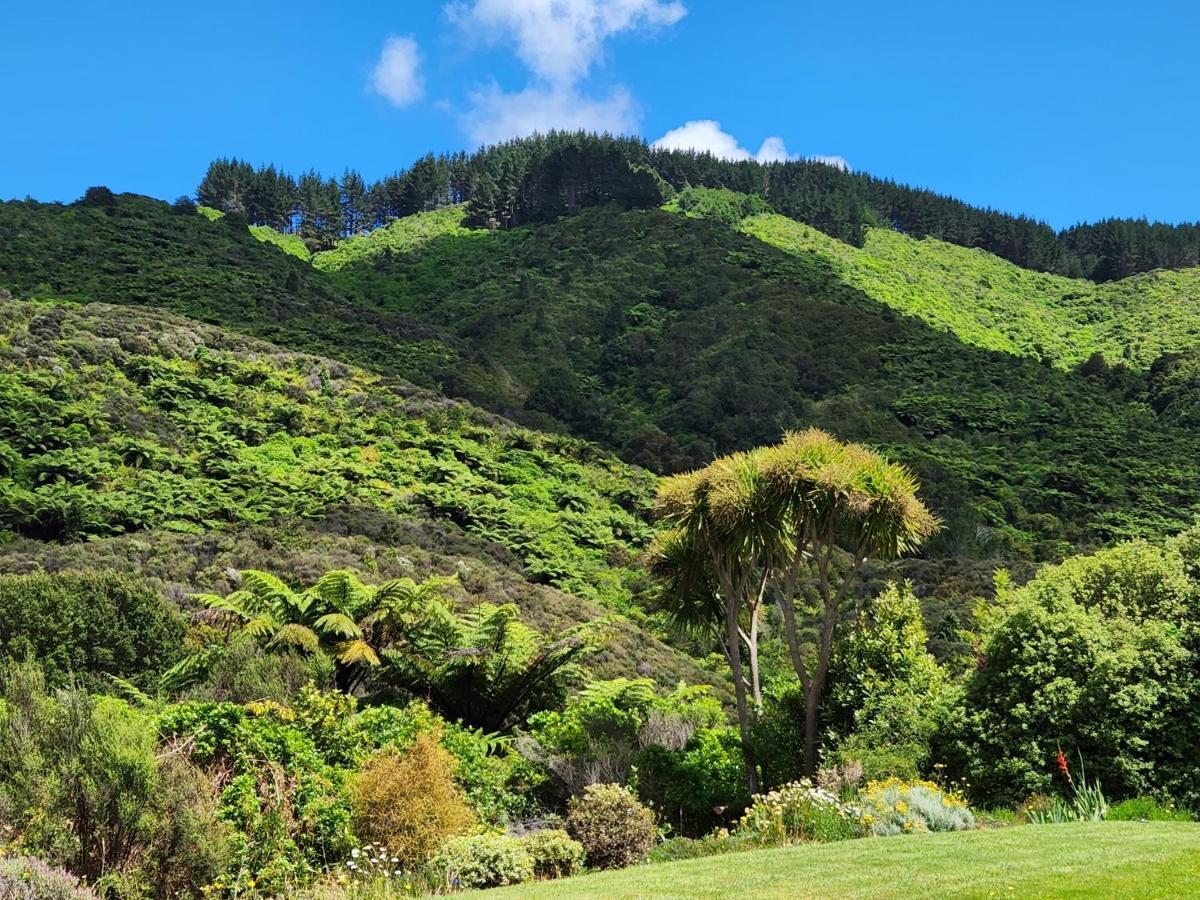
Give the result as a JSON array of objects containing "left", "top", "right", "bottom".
[
  {"left": 735, "top": 780, "right": 863, "bottom": 845},
  {"left": 1028, "top": 751, "right": 1108, "bottom": 824},
  {"left": 430, "top": 834, "right": 533, "bottom": 890},
  {"left": 860, "top": 778, "right": 974, "bottom": 835},
  {"left": 565, "top": 784, "right": 656, "bottom": 870},
  {"left": 521, "top": 829, "right": 585, "bottom": 880},
  {"left": 0, "top": 856, "right": 97, "bottom": 899},
  {"left": 344, "top": 841, "right": 406, "bottom": 880}
]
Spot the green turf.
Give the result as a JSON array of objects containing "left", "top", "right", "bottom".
[{"left": 482, "top": 823, "right": 1200, "bottom": 898}]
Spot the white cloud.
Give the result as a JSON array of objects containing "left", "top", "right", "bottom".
[
  {"left": 754, "top": 136, "right": 793, "bottom": 164},
  {"left": 448, "top": 0, "right": 686, "bottom": 87},
  {"left": 808, "top": 154, "right": 850, "bottom": 171},
  {"left": 652, "top": 120, "right": 849, "bottom": 169},
  {"left": 448, "top": 0, "right": 684, "bottom": 143},
  {"left": 370, "top": 35, "right": 425, "bottom": 107},
  {"left": 460, "top": 83, "right": 638, "bottom": 146},
  {"left": 652, "top": 120, "right": 752, "bottom": 160}
]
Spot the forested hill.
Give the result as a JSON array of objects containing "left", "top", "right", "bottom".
[
  {"left": 2, "top": 189, "right": 1199, "bottom": 563},
  {"left": 194, "top": 132, "right": 1200, "bottom": 281}
]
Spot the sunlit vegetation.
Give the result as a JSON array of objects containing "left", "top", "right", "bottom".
[
  {"left": 739, "top": 210, "right": 1200, "bottom": 368},
  {"left": 0, "top": 296, "right": 654, "bottom": 612},
  {"left": 2, "top": 136, "right": 1200, "bottom": 897}
]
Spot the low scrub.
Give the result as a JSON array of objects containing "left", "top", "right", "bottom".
[
  {"left": 521, "top": 829, "right": 585, "bottom": 880},
  {"left": 430, "top": 834, "right": 534, "bottom": 890}
]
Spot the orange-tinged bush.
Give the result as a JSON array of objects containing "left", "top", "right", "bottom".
[{"left": 349, "top": 732, "right": 475, "bottom": 866}]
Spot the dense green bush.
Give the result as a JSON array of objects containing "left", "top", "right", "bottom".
[
  {"left": 755, "top": 583, "right": 950, "bottom": 787},
  {"left": 430, "top": 834, "right": 533, "bottom": 890},
  {"left": 521, "top": 678, "right": 722, "bottom": 796},
  {"left": 949, "top": 535, "right": 1200, "bottom": 807},
  {"left": 0, "top": 661, "right": 230, "bottom": 898},
  {"left": 0, "top": 572, "right": 184, "bottom": 689},
  {"left": 638, "top": 727, "right": 749, "bottom": 835},
  {"left": 157, "top": 698, "right": 354, "bottom": 892},
  {"left": 822, "top": 583, "right": 951, "bottom": 780},
  {"left": 521, "top": 829, "right": 585, "bottom": 880},
  {"left": 565, "top": 783, "right": 656, "bottom": 870}
]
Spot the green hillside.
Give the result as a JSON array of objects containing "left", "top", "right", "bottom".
[
  {"left": 4, "top": 195, "right": 1200, "bottom": 559},
  {"left": 311, "top": 204, "right": 472, "bottom": 271},
  {"left": 314, "top": 205, "right": 1200, "bottom": 558},
  {"left": 0, "top": 294, "right": 652, "bottom": 606},
  {"left": 740, "top": 211, "right": 1200, "bottom": 368},
  {"left": 3, "top": 159, "right": 1200, "bottom": 900},
  {"left": 0, "top": 295, "right": 729, "bottom": 689}
]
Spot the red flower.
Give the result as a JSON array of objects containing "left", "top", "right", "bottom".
[{"left": 1056, "top": 748, "right": 1070, "bottom": 779}]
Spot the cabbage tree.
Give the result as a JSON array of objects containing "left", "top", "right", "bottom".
[{"left": 653, "top": 430, "right": 936, "bottom": 782}]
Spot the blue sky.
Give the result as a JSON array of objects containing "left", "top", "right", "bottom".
[{"left": 3, "top": 0, "right": 1198, "bottom": 229}]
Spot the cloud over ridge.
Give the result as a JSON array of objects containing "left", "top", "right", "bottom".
[
  {"left": 449, "top": 0, "right": 685, "bottom": 142},
  {"left": 370, "top": 35, "right": 425, "bottom": 107},
  {"left": 653, "top": 119, "right": 848, "bottom": 170}
]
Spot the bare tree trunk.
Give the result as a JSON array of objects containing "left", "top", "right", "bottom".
[
  {"left": 803, "top": 687, "right": 821, "bottom": 777},
  {"left": 725, "top": 593, "right": 760, "bottom": 795},
  {"left": 746, "top": 606, "right": 762, "bottom": 712}
]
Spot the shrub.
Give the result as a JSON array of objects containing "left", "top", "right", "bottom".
[
  {"left": 140, "top": 754, "right": 234, "bottom": 900},
  {"left": 431, "top": 834, "right": 533, "bottom": 890},
  {"left": 638, "top": 726, "right": 749, "bottom": 836},
  {"left": 949, "top": 539, "right": 1200, "bottom": 807},
  {"left": 822, "top": 583, "right": 949, "bottom": 782},
  {"left": 1108, "top": 797, "right": 1193, "bottom": 822},
  {"left": 355, "top": 701, "right": 539, "bottom": 824},
  {"left": 522, "top": 677, "right": 725, "bottom": 819},
  {"left": 349, "top": 733, "right": 476, "bottom": 867},
  {"left": 736, "top": 781, "right": 862, "bottom": 846},
  {"left": 565, "top": 783, "right": 655, "bottom": 870},
  {"left": 0, "top": 857, "right": 96, "bottom": 899},
  {"left": 860, "top": 778, "right": 975, "bottom": 835},
  {"left": 187, "top": 636, "right": 335, "bottom": 704},
  {"left": 521, "top": 829, "right": 584, "bottom": 880},
  {"left": 0, "top": 665, "right": 188, "bottom": 889},
  {"left": 0, "top": 572, "right": 184, "bottom": 689},
  {"left": 648, "top": 831, "right": 755, "bottom": 863}
]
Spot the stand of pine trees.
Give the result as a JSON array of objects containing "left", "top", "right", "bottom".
[{"left": 197, "top": 133, "right": 1200, "bottom": 279}]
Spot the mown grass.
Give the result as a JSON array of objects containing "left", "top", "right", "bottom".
[{"left": 482, "top": 822, "right": 1200, "bottom": 898}]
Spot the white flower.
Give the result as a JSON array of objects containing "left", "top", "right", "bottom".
[{"left": 351, "top": 848, "right": 361, "bottom": 859}]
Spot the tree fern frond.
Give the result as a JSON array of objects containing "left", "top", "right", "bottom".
[{"left": 267, "top": 623, "right": 320, "bottom": 653}]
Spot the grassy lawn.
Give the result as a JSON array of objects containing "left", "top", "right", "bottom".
[{"left": 483, "top": 822, "right": 1200, "bottom": 898}]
